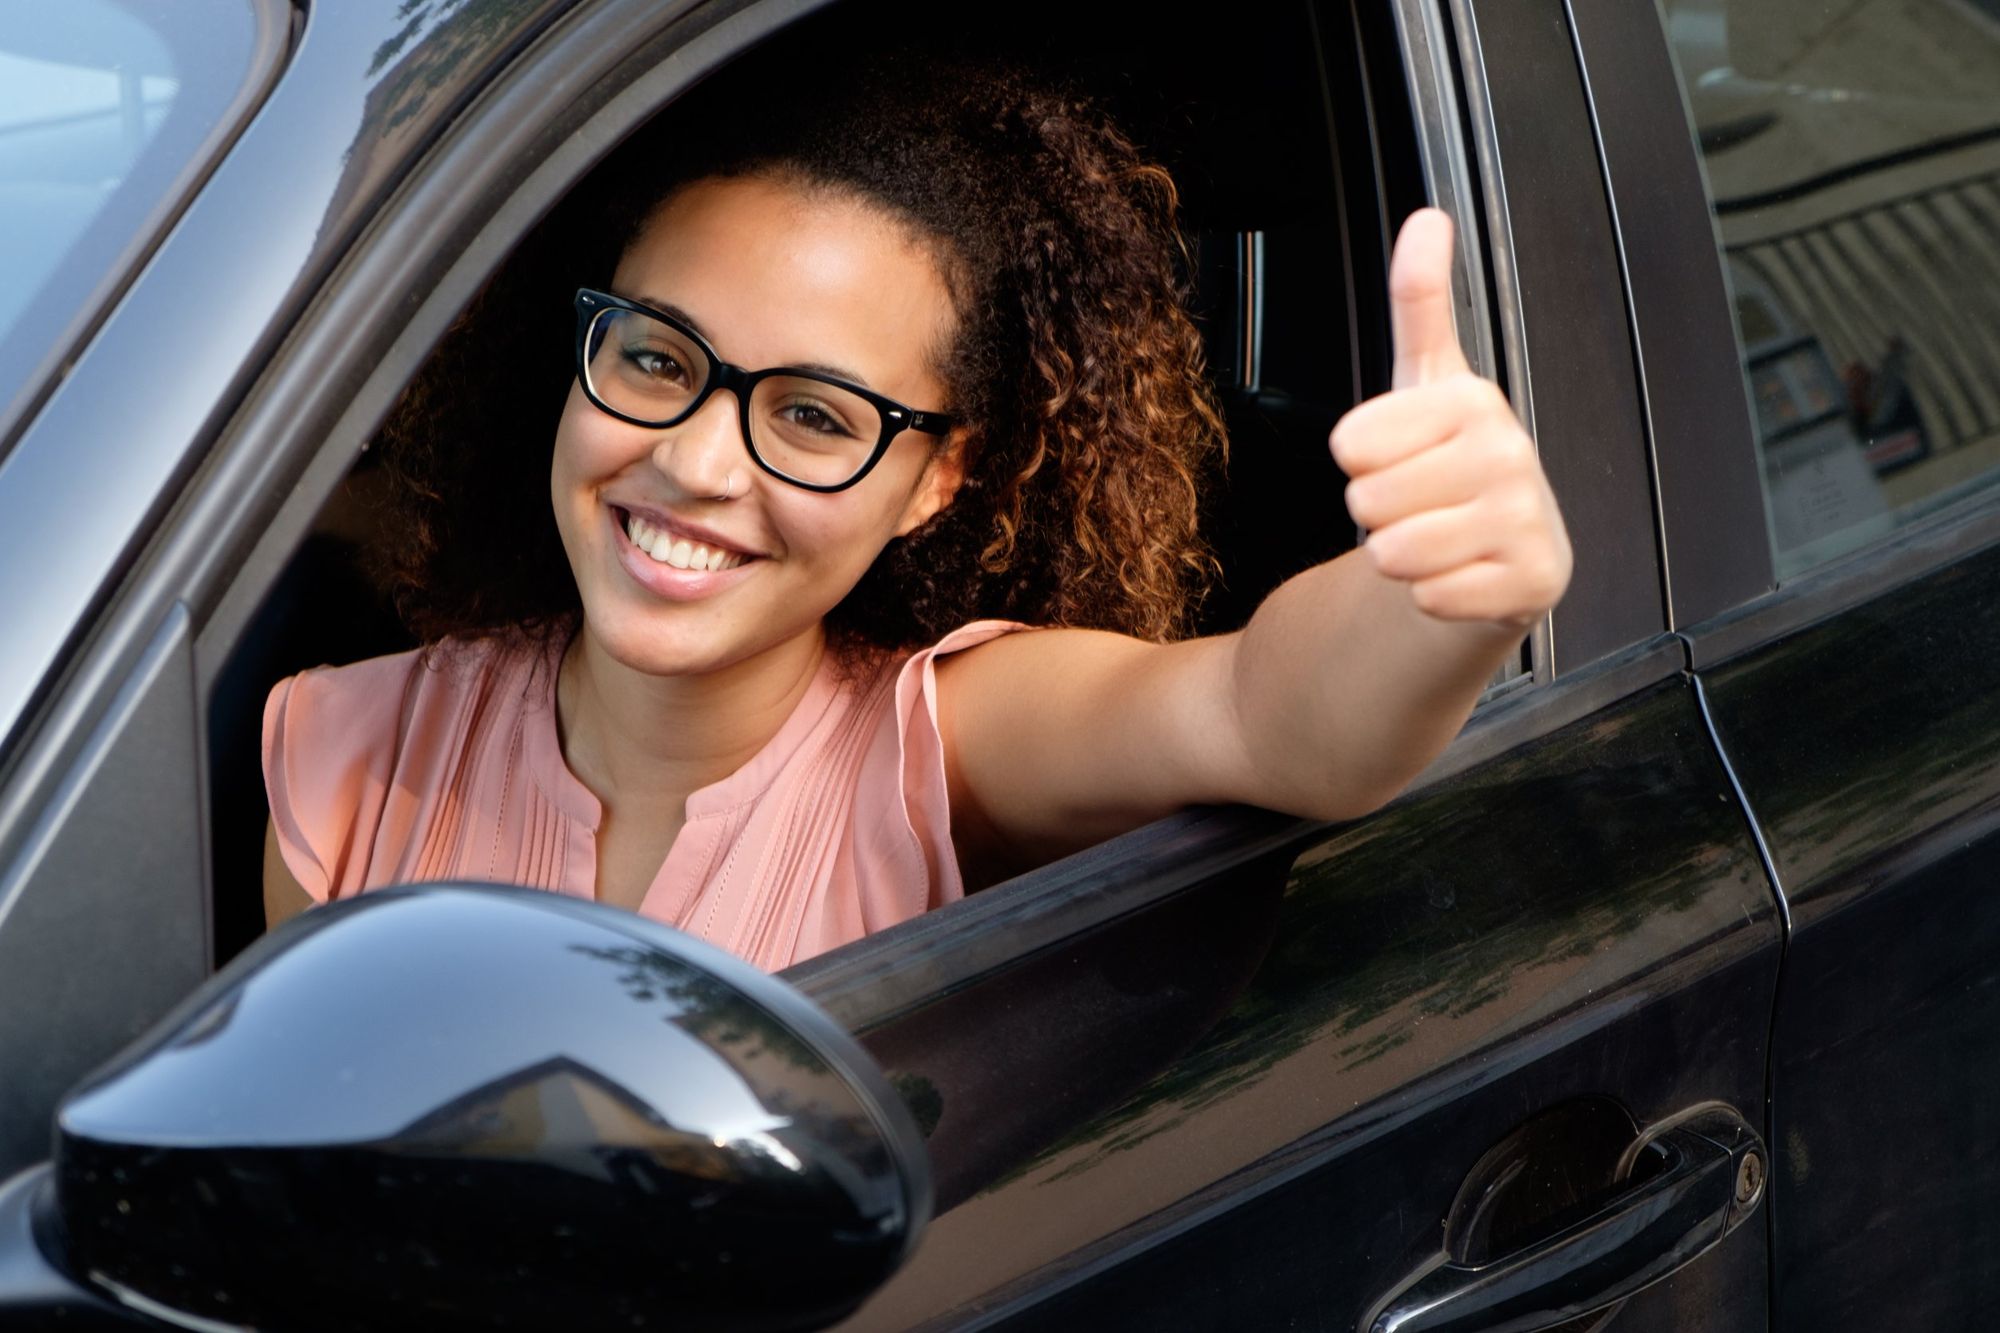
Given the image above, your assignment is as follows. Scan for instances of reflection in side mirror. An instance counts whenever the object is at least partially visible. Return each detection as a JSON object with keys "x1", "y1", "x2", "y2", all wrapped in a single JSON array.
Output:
[{"x1": 44, "y1": 885, "x2": 931, "y2": 1333}]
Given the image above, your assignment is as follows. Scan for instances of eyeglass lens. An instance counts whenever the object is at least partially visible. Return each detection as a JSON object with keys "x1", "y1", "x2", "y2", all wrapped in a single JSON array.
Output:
[{"x1": 584, "y1": 307, "x2": 885, "y2": 487}]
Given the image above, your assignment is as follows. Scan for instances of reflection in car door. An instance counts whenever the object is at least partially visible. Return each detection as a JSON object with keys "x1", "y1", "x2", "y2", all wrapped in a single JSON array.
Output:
[
  {"x1": 1693, "y1": 541, "x2": 2000, "y2": 1332},
  {"x1": 796, "y1": 638, "x2": 1779, "y2": 1331}
]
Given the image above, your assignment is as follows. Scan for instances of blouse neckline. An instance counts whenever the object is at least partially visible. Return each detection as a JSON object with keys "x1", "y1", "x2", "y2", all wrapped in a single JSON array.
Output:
[{"x1": 520, "y1": 638, "x2": 846, "y2": 891}]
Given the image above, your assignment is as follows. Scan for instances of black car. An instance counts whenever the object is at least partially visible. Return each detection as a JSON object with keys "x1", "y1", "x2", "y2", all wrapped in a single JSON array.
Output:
[{"x1": 1, "y1": 0, "x2": 1996, "y2": 1329}]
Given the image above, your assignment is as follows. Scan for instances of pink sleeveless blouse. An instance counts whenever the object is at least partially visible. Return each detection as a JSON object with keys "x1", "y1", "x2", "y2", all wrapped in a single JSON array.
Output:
[{"x1": 261, "y1": 622, "x2": 1021, "y2": 971}]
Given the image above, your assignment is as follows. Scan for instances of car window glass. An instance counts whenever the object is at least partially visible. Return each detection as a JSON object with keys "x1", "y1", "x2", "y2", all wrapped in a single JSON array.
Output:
[
  {"x1": 0, "y1": 0, "x2": 262, "y2": 441},
  {"x1": 1661, "y1": 0, "x2": 2000, "y2": 580}
]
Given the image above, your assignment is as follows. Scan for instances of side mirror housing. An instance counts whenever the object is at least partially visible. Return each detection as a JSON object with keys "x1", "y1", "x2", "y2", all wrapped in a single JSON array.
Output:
[{"x1": 43, "y1": 885, "x2": 930, "y2": 1332}]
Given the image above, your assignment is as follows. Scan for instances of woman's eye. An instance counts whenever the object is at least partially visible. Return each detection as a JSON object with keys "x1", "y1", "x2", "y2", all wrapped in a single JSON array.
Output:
[
  {"x1": 779, "y1": 401, "x2": 856, "y2": 437},
  {"x1": 623, "y1": 345, "x2": 687, "y2": 384}
]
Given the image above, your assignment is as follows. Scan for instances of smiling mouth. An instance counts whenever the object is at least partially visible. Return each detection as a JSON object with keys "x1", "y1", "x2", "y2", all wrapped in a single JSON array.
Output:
[{"x1": 617, "y1": 509, "x2": 752, "y2": 572}]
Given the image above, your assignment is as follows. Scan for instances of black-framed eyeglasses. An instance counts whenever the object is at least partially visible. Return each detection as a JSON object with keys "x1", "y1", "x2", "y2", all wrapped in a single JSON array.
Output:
[{"x1": 573, "y1": 289, "x2": 958, "y2": 493}]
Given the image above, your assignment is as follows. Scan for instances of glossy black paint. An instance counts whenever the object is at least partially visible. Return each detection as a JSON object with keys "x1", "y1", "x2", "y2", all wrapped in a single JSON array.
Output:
[
  {"x1": 49, "y1": 887, "x2": 928, "y2": 1333},
  {"x1": 1563, "y1": 0, "x2": 1773, "y2": 626},
  {"x1": 1691, "y1": 536, "x2": 2000, "y2": 1332},
  {"x1": 808, "y1": 670, "x2": 1778, "y2": 1330},
  {"x1": 0, "y1": 1169, "x2": 149, "y2": 1330},
  {"x1": 1461, "y1": 0, "x2": 1665, "y2": 669},
  {"x1": 1369, "y1": 1109, "x2": 1765, "y2": 1333}
]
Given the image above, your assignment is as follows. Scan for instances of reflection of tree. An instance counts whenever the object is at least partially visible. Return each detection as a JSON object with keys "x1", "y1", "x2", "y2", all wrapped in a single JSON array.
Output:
[
  {"x1": 1013, "y1": 682, "x2": 1760, "y2": 1182},
  {"x1": 569, "y1": 943, "x2": 824, "y2": 1072},
  {"x1": 890, "y1": 1072, "x2": 943, "y2": 1139},
  {"x1": 560, "y1": 944, "x2": 889, "y2": 1185},
  {"x1": 365, "y1": 0, "x2": 554, "y2": 131},
  {"x1": 1706, "y1": 549, "x2": 2000, "y2": 893}
]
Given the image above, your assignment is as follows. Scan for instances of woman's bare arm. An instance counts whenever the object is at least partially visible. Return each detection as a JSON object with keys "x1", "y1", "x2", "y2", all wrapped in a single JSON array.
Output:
[
  {"x1": 937, "y1": 209, "x2": 1571, "y2": 865},
  {"x1": 263, "y1": 816, "x2": 315, "y2": 929}
]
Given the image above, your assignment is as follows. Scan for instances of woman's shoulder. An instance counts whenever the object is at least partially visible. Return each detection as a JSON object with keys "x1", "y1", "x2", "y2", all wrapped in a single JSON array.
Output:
[
  {"x1": 846, "y1": 622, "x2": 1030, "y2": 826},
  {"x1": 261, "y1": 635, "x2": 551, "y2": 901},
  {"x1": 264, "y1": 635, "x2": 546, "y2": 764}
]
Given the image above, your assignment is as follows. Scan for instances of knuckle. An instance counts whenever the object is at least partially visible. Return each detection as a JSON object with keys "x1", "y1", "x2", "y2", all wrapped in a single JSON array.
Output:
[
  {"x1": 1346, "y1": 480, "x2": 1382, "y2": 526},
  {"x1": 1445, "y1": 372, "x2": 1498, "y2": 414},
  {"x1": 1330, "y1": 417, "x2": 1373, "y2": 473},
  {"x1": 1495, "y1": 485, "x2": 1542, "y2": 532},
  {"x1": 1369, "y1": 532, "x2": 1414, "y2": 578},
  {"x1": 1365, "y1": 538, "x2": 1400, "y2": 579},
  {"x1": 1328, "y1": 420, "x2": 1354, "y2": 465},
  {"x1": 1476, "y1": 430, "x2": 1534, "y2": 482},
  {"x1": 1519, "y1": 554, "x2": 1567, "y2": 610},
  {"x1": 1409, "y1": 578, "x2": 1450, "y2": 616}
]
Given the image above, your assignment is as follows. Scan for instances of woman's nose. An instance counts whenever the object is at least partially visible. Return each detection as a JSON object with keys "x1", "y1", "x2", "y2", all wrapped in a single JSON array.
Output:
[{"x1": 649, "y1": 391, "x2": 748, "y2": 498}]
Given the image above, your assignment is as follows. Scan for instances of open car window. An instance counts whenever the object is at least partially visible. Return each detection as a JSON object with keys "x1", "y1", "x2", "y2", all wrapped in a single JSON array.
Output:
[{"x1": 204, "y1": 0, "x2": 1403, "y2": 962}]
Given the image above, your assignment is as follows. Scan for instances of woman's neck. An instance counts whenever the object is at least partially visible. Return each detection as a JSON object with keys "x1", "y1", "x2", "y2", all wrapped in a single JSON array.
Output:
[{"x1": 554, "y1": 623, "x2": 827, "y2": 814}]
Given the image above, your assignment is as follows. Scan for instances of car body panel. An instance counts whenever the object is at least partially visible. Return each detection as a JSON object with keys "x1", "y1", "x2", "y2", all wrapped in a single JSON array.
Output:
[
  {"x1": 1457, "y1": 0, "x2": 1665, "y2": 669},
  {"x1": 1563, "y1": 0, "x2": 1775, "y2": 628},
  {"x1": 1622, "y1": 1, "x2": 2000, "y2": 1326},
  {"x1": 1692, "y1": 537, "x2": 2000, "y2": 1331},
  {"x1": 808, "y1": 659, "x2": 1778, "y2": 1329},
  {"x1": 0, "y1": 609, "x2": 205, "y2": 1176}
]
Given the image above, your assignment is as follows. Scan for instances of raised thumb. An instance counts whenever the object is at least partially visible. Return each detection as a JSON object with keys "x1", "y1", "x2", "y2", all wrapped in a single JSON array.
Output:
[{"x1": 1389, "y1": 208, "x2": 1470, "y2": 389}]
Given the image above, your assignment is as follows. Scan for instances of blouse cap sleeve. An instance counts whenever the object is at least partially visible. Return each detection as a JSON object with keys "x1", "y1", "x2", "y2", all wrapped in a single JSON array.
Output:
[
  {"x1": 261, "y1": 652, "x2": 423, "y2": 903},
  {"x1": 851, "y1": 619, "x2": 1028, "y2": 929}
]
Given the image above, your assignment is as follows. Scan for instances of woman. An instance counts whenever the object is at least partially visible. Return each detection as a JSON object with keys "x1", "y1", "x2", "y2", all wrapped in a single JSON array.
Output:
[{"x1": 261, "y1": 60, "x2": 1570, "y2": 969}]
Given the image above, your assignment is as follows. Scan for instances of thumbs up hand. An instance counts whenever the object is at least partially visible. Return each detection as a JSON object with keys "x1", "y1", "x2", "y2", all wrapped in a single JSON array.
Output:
[{"x1": 1331, "y1": 209, "x2": 1572, "y2": 630}]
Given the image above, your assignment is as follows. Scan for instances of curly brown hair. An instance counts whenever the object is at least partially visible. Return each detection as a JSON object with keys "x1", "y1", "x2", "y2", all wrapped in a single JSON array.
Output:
[{"x1": 374, "y1": 48, "x2": 1226, "y2": 656}]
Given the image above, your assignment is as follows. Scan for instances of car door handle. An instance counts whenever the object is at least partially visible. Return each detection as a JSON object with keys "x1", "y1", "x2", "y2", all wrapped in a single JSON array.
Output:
[{"x1": 1363, "y1": 1111, "x2": 1765, "y2": 1333}]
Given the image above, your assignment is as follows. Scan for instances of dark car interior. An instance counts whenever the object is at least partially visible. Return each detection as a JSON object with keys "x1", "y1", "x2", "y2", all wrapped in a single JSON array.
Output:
[{"x1": 205, "y1": 0, "x2": 1425, "y2": 963}]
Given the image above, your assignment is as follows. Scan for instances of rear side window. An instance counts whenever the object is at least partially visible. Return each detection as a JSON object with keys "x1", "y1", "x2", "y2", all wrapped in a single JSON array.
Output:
[
  {"x1": 0, "y1": 0, "x2": 269, "y2": 445},
  {"x1": 1662, "y1": 0, "x2": 2000, "y2": 579}
]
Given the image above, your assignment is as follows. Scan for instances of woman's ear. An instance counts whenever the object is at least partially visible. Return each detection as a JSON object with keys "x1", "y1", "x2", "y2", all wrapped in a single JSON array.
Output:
[{"x1": 895, "y1": 433, "x2": 968, "y2": 537}]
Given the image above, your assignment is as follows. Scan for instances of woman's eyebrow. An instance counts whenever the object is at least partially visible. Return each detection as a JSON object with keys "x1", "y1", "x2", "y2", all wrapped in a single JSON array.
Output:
[
  {"x1": 789, "y1": 360, "x2": 875, "y2": 390},
  {"x1": 623, "y1": 291, "x2": 877, "y2": 389},
  {"x1": 629, "y1": 293, "x2": 707, "y2": 336}
]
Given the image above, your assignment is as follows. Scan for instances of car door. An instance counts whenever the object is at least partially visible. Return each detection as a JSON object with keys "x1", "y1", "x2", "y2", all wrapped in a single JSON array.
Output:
[
  {"x1": 0, "y1": 2, "x2": 1783, "y2": 1331},
  {"x1": 1582, "y1": 1, "x2": 2000, "y2": 1328}
]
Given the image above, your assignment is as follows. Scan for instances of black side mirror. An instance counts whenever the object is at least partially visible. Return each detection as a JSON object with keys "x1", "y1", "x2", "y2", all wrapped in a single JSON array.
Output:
[{"x1": 12, "y1": 885, "x2": 930, "y2": 1332}]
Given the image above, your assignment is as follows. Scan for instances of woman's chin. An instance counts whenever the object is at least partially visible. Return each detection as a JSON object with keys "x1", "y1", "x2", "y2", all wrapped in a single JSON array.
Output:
[{"x1": 580, "y1": 601, "x2": 820, "y2": 682}]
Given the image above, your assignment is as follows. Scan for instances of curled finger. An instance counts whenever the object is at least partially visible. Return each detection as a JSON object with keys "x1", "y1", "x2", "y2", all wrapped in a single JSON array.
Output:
[{"x1": 1364, "y1": 504, "x2": 1497, "y2": 582}]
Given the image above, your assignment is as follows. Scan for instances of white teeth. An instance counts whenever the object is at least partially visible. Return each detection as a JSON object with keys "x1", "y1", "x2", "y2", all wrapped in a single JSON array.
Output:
[{"x1": 624, "y1": 511, "x2": 747, "y2": 572}]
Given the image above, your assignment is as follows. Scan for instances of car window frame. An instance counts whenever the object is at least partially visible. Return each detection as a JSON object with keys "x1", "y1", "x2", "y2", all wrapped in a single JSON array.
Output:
[{"x1": 1443, "y1": 0, "x2": 1670, "y2": 672}]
